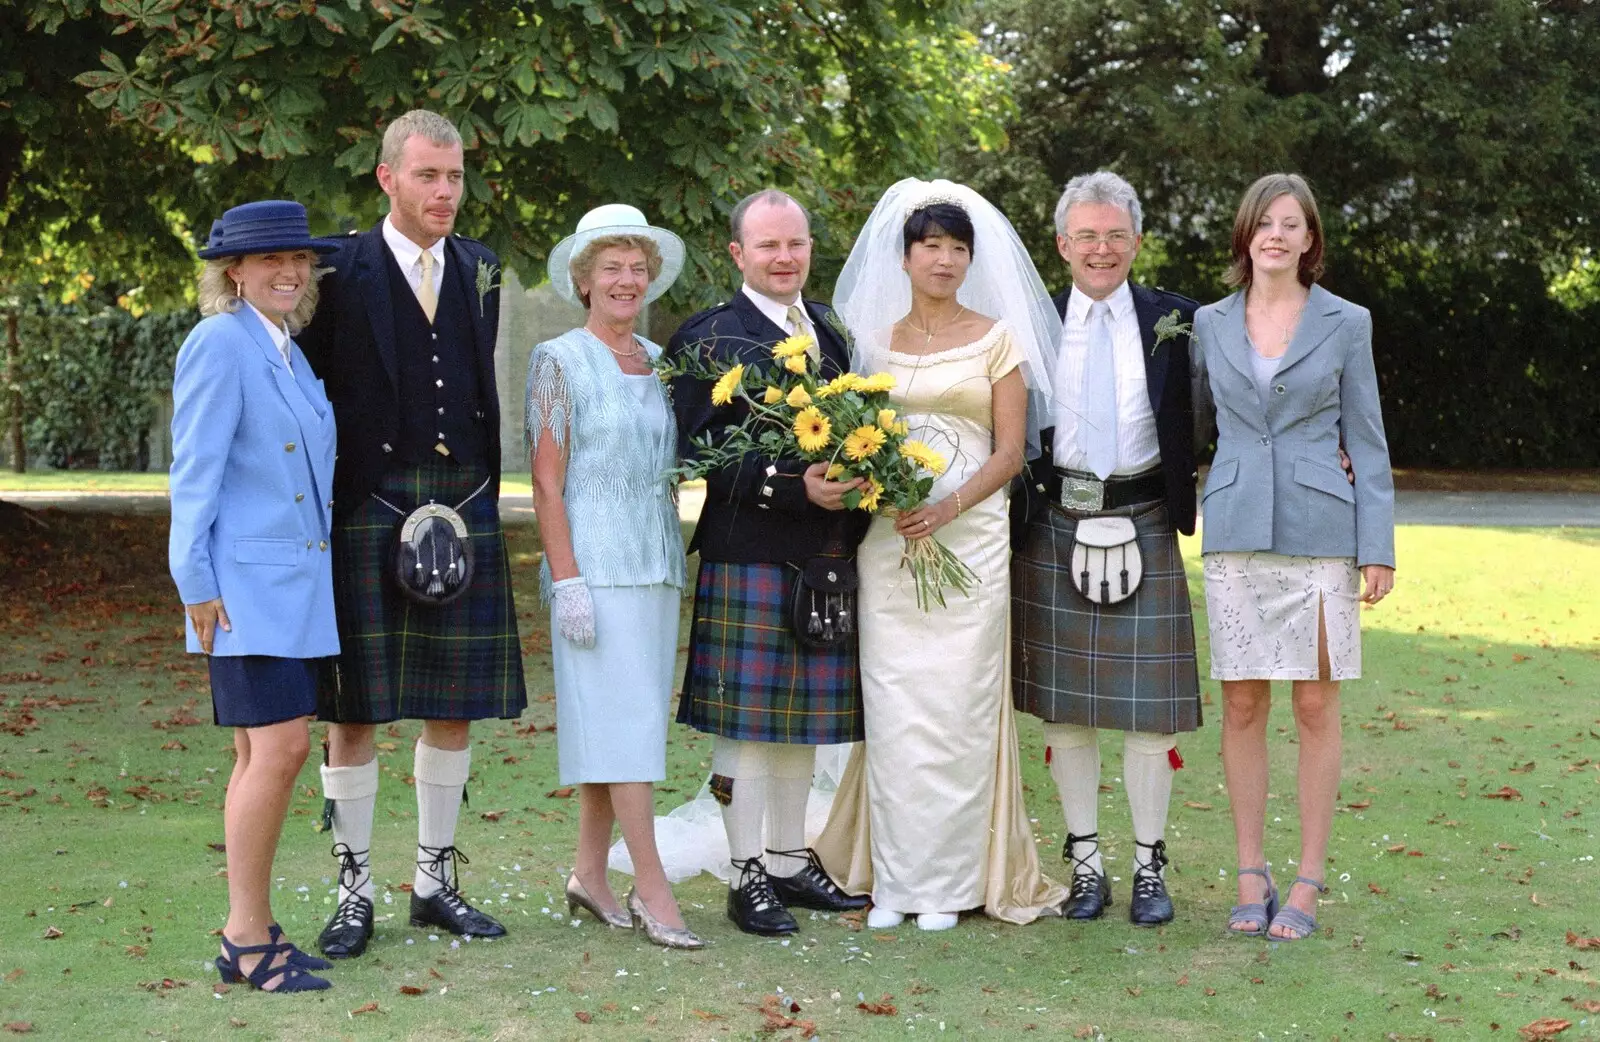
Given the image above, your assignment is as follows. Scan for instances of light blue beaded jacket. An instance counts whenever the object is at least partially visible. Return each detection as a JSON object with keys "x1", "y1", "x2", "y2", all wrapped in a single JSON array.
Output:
[{"x1": 524, "y1": 328, "x2": 685, "y2": 602}]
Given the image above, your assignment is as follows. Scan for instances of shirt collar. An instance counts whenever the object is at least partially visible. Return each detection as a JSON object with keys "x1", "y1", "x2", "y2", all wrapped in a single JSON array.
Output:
[
  {"x1": 382, "y1": 214, "x2": 446, "y2": 273},
  {"x1": 1067, "y1": 280, "x2": 1134, "y2": 325},
  {"x1": 243, "y1": 301, "x2": 289, "y2": 355},
  {"x1": 741, "y1": 283, "x2": 804, "y2": 332}
]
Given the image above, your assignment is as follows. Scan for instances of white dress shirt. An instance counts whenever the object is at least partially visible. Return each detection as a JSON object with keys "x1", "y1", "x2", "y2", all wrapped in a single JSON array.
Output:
[
  {"x1": 382, "y1": 214, "x2": 446, "y2": 307},
  {"x1": 1052, "y1": 281, "x2": 1161, "y2": 475},
  {"x1": 741, "y1": 283, "x2": 813, "y2": 341},
  {"x1": 244, "y1": 301, "x2": 292, "y2": 373}
]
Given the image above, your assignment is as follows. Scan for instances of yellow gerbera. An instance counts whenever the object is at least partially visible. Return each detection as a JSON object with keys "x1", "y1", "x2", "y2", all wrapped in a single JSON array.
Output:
[
  {"x1": 762, "y1": 385, "x2": 784, "y2": 405},
  {"x1": 876, "y1": 408, "x2": 897, "y2": 430},
  {"x1": 786, "y1": 385, "x2": 812, "y2": 408},
  {"x1": 784, "y1": 354, "x2": 808, "y2": 375},
  {"x1": 815, "y1": 373, "x2": 861, "y2": 399},
  {"x1": 855, "y1": 372, "x2": 896, "y2": 394},
  {"x1": 899, "y1": 439, "x2": 948, "y2": 476},
  {"x1": 710, "y1": 364, "x2": 744, "y2": 406},
  {"x1": 772, "y1": 334, "x2": 815, "y2": 360},
  {"x1": 842, "y1": 424, "x2": 887, "y2": 461},
  {"x1": 825, "y1": 462, "x2": 846, "y2": 480},
  {"x1": 793, "y1": 407, "x2": 832, "y2": 454},
  {"x1": 859, "y1": 476, "x2": 884, "y2": 513}
]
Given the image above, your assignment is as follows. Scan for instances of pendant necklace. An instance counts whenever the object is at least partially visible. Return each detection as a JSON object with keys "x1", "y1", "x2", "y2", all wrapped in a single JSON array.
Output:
[{"x1": 905, "y1": 305, "x2": 967, "y2": 347}]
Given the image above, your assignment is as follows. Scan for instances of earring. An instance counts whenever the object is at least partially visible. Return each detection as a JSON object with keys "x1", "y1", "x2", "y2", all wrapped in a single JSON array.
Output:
[{"x1": 233, "y1": 279, "x2": 244, "y2": 298}]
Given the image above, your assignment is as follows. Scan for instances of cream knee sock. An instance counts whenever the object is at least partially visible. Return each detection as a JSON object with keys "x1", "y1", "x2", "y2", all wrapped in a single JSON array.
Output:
[
  {"x1": 321, "y1": 758, "x2": 378, "y2": 902},
  {"x1": 413, "y1": 742, "x2": 471, "y2": 898},
  {"x1": 1042, "y1": 722, "x2": 1102, "y2": 876},
  {"x1": 712, "y1": 738, "x2": 770, "y2": 874},
  {"x1": 764, "y1": 744, "x2": 817, "y2": 877},
  {"x1": 1124, "y1": 731, "x2": 1177, "y2": 871}
]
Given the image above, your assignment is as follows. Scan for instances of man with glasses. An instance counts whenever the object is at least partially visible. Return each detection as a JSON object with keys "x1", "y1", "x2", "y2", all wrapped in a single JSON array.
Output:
[{"x1": 1010, "y1": 171, "x2": 1202, "y2": 927}]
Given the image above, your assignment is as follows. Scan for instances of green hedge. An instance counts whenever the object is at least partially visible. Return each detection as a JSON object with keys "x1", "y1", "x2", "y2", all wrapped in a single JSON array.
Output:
[{"x1": 7, "y1": 300, "x2": 191, "y2": 470}]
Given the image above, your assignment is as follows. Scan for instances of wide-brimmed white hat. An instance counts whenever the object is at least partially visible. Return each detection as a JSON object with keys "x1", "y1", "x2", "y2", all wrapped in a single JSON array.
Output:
[{"x1": 547, "y1": 203, "x2": 685, "y2": 306}]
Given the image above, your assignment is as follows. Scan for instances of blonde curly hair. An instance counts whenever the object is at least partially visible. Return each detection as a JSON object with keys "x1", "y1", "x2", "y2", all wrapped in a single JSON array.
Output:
[{"x1": 197, "y1": 256, "x2": 326, "y2": 334}]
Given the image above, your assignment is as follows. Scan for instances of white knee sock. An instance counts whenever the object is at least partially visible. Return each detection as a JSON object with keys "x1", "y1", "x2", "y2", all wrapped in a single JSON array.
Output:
[
  {"x1": 413, "y1": 742, "x2": 471, "y2": 898},
  {"x1": 1042, "y1": 722, "x2": 1102, "y2": 876},
  {"x1": 764, "y1": 744, "x2": 817, "y2": 878},
  {"x1": 1124, "y1": 731, "x2": 1177, "y2": 873},
  {"x1": 712, "y1": 738, "x2": 770, "y2": 875},
  {"x1": 321, "y1": 758, "x2": 378, "y2": 903}
]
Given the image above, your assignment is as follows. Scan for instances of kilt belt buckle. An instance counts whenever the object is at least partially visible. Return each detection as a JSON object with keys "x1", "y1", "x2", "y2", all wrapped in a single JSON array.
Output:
[{"x1": 1060, "y1": 474, "x2": 1105, "y2": 512}]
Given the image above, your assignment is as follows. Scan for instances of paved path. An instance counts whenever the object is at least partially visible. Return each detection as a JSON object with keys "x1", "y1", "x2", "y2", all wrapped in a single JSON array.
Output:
[{"x1": 7, "y1": 485, "x2": 1600, "y2": 527}]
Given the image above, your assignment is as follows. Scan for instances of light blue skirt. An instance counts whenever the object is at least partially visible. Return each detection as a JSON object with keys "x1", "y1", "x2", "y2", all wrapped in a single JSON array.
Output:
[{"x1": 551, "y1": 583, "x2": 680, "y2": 784}]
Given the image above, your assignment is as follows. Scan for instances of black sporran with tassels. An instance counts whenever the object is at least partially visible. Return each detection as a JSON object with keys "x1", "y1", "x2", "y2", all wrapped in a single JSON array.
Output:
[
  {"x1": 789, "y1": 556, "x2": 858, "y2": 649},
  {"x1": 369, "y1": 477, "x2": 491, "y2": 607}
]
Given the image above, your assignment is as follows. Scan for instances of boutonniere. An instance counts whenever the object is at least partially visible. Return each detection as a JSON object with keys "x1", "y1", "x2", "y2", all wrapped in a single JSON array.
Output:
[
  {"x1": 1152, "y1": 309, "x2": 1192, "y2": 356},
  {"x1": 820, "y1": 307, "x2": 856, "y2": 352},
  {"x1": 474, "y1": 258, "x2": 501, "y2": 318}
]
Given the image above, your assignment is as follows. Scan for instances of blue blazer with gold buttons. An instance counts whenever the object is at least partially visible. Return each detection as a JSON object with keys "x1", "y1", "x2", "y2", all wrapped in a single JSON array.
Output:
[
  {"x1": 168, "y1": 308, "x2": 340, "y2": 657},
  {"x1": 1193, "y1": 283, "x2": 1395, "y2": 568}
]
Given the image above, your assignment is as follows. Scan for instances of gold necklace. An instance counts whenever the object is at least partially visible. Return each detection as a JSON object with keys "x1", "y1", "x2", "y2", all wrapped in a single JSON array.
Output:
[{"x1": 905, "y1": 305, "x2": 967, "y2": 347}]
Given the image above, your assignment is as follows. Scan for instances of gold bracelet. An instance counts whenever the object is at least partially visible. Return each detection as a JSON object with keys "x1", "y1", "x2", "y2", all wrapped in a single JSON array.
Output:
[{"x1": 954, "y1": 491, "x2": 963, "y2": 515}]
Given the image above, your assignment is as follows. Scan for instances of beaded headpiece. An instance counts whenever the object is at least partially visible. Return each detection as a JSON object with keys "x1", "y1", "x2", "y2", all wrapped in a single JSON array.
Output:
[{"x1": 903, "y1": 191, "x2": 969, "y2": 219}]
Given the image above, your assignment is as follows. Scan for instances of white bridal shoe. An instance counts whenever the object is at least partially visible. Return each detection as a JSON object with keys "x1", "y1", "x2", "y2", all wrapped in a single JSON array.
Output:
[
  {"x1": 866, "y1": 906, "x2": 905, "y2": 929},
  {"x1": 915, "y1": 912, "x2": 958, "y2": 931}
]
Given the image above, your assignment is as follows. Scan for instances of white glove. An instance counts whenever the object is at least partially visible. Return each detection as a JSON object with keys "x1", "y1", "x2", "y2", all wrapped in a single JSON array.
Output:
[{"x1": 551, "y1": 576, "x2": 596, "y2": 648}]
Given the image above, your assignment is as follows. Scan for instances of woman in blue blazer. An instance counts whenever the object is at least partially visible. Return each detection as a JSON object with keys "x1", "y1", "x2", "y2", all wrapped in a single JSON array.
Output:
[
  {"x1": 168, "y1": 201, "x2": 339, "y2": 992},
  {"x1": 1192, "y1": 175, "x2": 1395, "y2": 941}
]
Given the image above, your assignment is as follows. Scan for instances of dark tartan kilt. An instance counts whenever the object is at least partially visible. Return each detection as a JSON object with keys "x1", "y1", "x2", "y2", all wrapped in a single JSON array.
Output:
[
  {"x1": 1011, "y1": 498, "x2": 1201, "y2": 734},
  {"x1": 317, "y1": 457, "x2": 528, "y2": 724},
  {"x1": 676, "y1": 560, "x2": 864, "y2": 745}
]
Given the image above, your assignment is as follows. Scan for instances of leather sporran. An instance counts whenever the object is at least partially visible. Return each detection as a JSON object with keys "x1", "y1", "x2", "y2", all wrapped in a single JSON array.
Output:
[
  {"x1": 1069, "y1": 516, "x2": 1143, "y2": 606},
  {"x1": 371, "y1": 477, "x2": 491, "y2": 607},
  {"x1": 789, "y1": 556, "x2": 858, "y2": 649}
]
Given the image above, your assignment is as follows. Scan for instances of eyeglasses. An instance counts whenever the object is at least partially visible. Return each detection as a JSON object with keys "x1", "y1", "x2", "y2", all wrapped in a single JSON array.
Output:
[{"x1": 1066, "y1": 231, "x2": 1135, "y2": 253}]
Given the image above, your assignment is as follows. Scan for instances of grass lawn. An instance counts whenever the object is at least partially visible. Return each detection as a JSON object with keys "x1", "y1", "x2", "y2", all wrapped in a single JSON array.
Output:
[{"x1": 0, "y1": 517, "x2": 1596, "y2": 1041}]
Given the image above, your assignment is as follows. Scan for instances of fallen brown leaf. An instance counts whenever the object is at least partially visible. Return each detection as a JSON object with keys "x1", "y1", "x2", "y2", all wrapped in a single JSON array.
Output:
[
  {"x1": 40, "y1": 927, "x2": 62, "y2": 940},
  {"x1": 1565, "y1": 931, "x2": 1600, "y2": 950},
  {"x1": 574, "y1": 1011, "x2": 592, "y2": 1024},
  {"x1": 545, "y1": 787, "x2": 575, "y2": 799},
  {"x1": 1182, "y1": 800, "x2": 1213, "y2": 811},
  {"x1": 349, "y1": 1002, "x2": 380, "y2": 1016},
  {"x1": 1482, "y1": 786, "x2": 1523, "y2": 801},
  {"x1": 858, "y1": 996, "x2": 898, "y2": 1016},
  {"x1": 690, "y1": 1009, "x2": 725, "y2": 1021},
  {"x1": 1204, "y1": 987, "x2": 1217, "y2": 996},
  {"x1": 1125, "y1": 985, "x2": 1142, "y2": 997},
  {"x1": 1509, "y1": 761, "x2": 1536, "y2": 774},
  {"x1": 1176, "y1": 973, "x2": 1189, "y2": 986},
  {"x1": 1567, "y1": 999, "x2": 1600, "y2": 1014},
  {"x1": 1519, "y1": 1018, "x2": 1571, "y2": 1040},
  {"x1": 3, "y1": 1025, "x2": 32, "y2": 1035},
  {"x1": 1386, "y1": 843, "x2": 1407, "y2": 853},
  {"x1": 2, "y1": 970, "x2": 21, "y2": 983},
  {"x1": 228, "y1": 1018, "x2": 246, "y2": 1029},
  {"x1": 1346, "y1": 799, "x2": 1373, "y2": 810},
  {"x1": 398, "y1": 985, "x2": 426, "y2": 996},
  {"x1": 1496, "y1": 843, "x2": 1519, "y2": 851},
  {"x1": 1368, "y1": 883, "x2": 1387, "y2": 895},
  {"x1": 1074, "y1": 1028, "x2": 1095, "y2": 1040}
]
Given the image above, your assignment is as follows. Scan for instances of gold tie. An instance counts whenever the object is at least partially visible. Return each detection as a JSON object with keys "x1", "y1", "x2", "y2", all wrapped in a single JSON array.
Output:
[
  {"x1": 418, "y1": 249, "x2": 438, "y2": 323},
  {"x1": 787, "y1": 304, "x2": 820, "y2": 366}
]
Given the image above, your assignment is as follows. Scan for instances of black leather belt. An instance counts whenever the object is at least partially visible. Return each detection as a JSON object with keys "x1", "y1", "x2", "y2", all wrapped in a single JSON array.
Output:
[{"x1": 1052, "y1": 467, "x2": 1165, "y2": 512}]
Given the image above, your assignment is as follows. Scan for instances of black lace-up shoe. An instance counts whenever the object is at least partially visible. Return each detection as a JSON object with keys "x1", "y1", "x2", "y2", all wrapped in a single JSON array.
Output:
[
  {"x1": 409, "y1": 844, "x2": 506, "y2": 937},
  {"x1": 766, "y1": 847, "x2": 870, "y2": 912},
  {"x1": 1061, "y1": 831, "x2": 1111, "y2": 920},
  {"x1": 1129, "y1": 839, "x2": 1174, "y2": 926},
  {"x1": 727, "y1": 857, "x2": 798, "y2": 936}
]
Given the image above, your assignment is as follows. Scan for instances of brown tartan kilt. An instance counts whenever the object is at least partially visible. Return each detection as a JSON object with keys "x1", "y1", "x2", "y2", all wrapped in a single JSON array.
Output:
[
  {"x1": 676, "y1": 559, "x2": 864, "y2": 745},
  {"x1": 1010, "y1": 498, "x2": 1201, "y2": 734},
  {"x1": 317, "y1": 457, "x2": 527, "y2": 724}
]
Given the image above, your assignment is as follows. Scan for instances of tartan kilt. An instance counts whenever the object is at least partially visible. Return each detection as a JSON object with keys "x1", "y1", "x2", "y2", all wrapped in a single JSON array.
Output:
[
  {"x1": 317, "y1": 457, "x2": 527, "y2": 724},
  {"x1": 676, "y1": 560, "x2": 864, "y2": 744},
  {"x1": 1011, "y1": 498, "x2": 1201, "y2": 734}
]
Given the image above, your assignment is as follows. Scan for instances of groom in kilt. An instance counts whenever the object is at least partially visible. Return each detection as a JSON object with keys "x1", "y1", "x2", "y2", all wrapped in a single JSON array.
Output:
[
  {"x1": 1010, "y1": 171, "x2": 1202, "y2": 927},
  {"x1": 298, "y1": 110, "x2": 527, "y2": 959},
  {"x1": 669, "y1": 189, "x2": 871, "y2": 936}
]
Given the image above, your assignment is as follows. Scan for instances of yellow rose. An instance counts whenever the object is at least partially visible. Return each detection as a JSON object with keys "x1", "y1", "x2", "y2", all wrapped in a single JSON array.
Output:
[
  {"x1": 876, "y1": 408, "x2": 897, "y2": 430},
  {"x1": 710, "y1": 364, "x2": 744, "y2": 406},
  {"x1": 786, "y1": 385, "x2": 812, "y2": 408},
  {"x1": 793, "y1": 407, "x2": 832, "y2": 454},
  {"x1": 825, "y1": 462, "x2": 846, "y2": 480},
  {"x1": 762, "y1": 385, "x2": 784, "y2": 405},
  {"x1": 842, "y1": 424, "x2": 887, "y2": 461},
  {"x1": 784, "y1": 354, "x2": 808, "y2": 375}
]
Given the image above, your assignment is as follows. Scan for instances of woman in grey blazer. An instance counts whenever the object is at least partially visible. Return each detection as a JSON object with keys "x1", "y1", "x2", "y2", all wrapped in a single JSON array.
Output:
[{"x1": 1192, "y1": 174, "x2": 1395, "y2": 941}]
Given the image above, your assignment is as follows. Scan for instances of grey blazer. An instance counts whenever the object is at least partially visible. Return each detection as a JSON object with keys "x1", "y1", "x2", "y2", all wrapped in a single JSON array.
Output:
[{"x1": 1193, "y1": 284, "x2": 1395, "y2": 568}]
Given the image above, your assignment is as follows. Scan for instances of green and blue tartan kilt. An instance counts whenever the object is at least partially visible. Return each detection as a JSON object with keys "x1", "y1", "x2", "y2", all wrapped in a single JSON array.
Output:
[
  {"x1": 676, "y1": 560, "x2": 864, "y2": 745},
  {"x1": 317, "y1": 458, "x2": 527, "y2": 724},
  {"x1": 1011, "y1": 499, "x2": 1201, "y2": 734}
]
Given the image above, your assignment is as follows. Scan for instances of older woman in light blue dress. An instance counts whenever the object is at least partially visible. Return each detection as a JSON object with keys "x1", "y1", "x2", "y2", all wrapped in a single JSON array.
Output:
[{"x1": 525, "y1": 204, "x2": 701, "y2": 949}]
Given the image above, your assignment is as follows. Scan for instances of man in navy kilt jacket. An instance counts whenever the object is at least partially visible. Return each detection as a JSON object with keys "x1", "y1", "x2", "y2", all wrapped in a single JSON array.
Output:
[
  {"x1": 297, "y1": 110, "x2": 527, "y2": 960},
  {"x1": 1009, "y1": 171, "x2": 1203, "y2": 928},
  {"x1": 668, "y1": 189, "x2": 872, "y2": 936}
]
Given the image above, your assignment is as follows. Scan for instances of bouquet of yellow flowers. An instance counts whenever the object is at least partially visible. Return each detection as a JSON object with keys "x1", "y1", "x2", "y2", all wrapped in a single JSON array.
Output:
[{"x1": 663, "y1": 332, "x2": 976, "y2": 609}]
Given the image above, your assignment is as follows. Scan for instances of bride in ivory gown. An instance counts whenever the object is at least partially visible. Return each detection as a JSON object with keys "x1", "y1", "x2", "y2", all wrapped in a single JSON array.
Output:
[{"x1": 814, "y1": 179, "x2": 1068, "y2": 929}]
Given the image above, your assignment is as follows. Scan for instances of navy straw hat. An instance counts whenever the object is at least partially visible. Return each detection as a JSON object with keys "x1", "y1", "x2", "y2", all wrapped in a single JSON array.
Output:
[{"x1": 197, "y1": 200, "x2": 337, "y2": 260}]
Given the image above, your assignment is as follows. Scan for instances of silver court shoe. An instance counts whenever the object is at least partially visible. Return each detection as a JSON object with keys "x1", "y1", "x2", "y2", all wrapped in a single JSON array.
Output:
[
  {"x1": 566, "y1": 873, "x2": 631, "y2": 928},
  {"x1": 626, "y1": 888, "x2": 705, "y2": 949}
]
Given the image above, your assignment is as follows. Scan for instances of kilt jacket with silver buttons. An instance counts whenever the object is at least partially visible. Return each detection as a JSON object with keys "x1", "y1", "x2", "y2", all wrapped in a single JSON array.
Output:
[
  {"x1": 297, "y1": 224, "x2": 504, "y2": 518},
  {"x1": 1192, "y1": 283, "x2": 1395, "y2": 568},
  {"x1": 168, "y1": 309, "x2": 339, "y2": 658}
]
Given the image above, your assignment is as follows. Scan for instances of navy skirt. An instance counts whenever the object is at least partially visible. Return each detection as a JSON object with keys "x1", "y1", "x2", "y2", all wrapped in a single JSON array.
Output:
[{"x1": 209, "y1": 655, "x2": 319, "y2": 728}]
